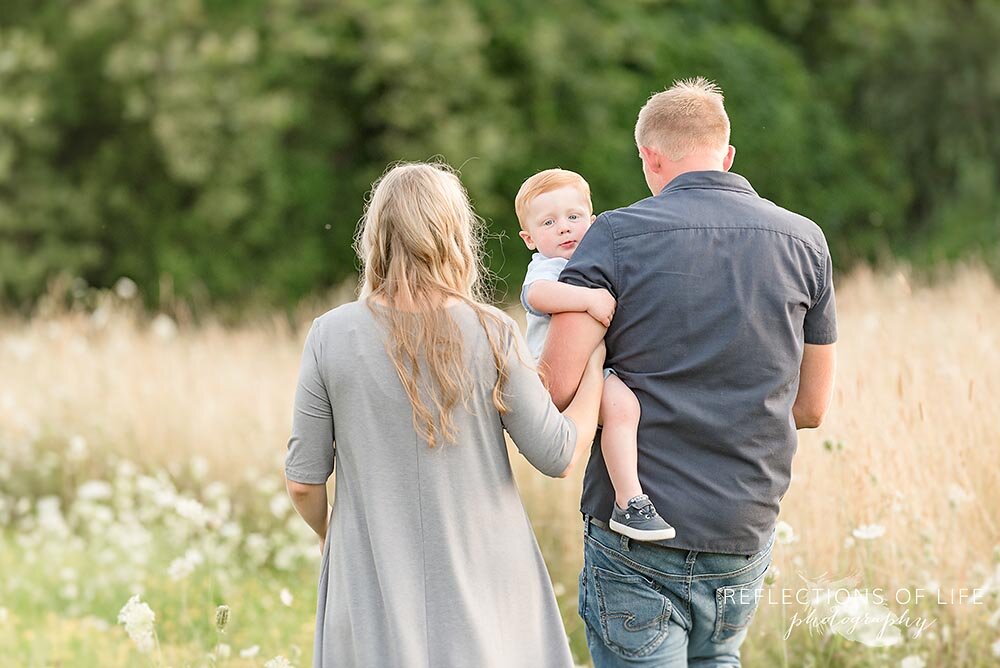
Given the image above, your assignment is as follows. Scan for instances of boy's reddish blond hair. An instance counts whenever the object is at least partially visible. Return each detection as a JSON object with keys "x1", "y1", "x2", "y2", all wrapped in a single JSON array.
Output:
[{"x1": 514, "y1": 169, "x2": 592, "y2": 230}]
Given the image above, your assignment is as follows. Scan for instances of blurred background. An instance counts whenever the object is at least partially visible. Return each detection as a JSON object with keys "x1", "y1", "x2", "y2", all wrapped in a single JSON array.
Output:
[
  {"x1": 1, "y1": 0, "x2": 997, "y2": 316},
  {"x1": 1, "y1": 2, "x2": 999, "y2": 667}
]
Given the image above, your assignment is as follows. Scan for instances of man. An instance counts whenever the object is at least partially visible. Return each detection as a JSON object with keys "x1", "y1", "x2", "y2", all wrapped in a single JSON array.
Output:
[{"x1": 540, "y1": 77, "x2": 837, "y2": 666}]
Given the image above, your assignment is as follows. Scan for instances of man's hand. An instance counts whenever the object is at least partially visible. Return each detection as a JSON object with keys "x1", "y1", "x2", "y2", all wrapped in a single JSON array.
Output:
[{"x1": 586, "y1": 289, "x2": 616, "y2": 328}]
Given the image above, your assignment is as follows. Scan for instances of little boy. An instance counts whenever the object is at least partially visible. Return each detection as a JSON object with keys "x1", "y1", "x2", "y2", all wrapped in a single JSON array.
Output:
[{"x1": 515, "y1": 168, "x2": 675, "y2": 541}]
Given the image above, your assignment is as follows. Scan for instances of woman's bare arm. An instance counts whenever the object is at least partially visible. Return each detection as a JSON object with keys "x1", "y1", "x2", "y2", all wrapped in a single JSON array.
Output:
[
  {"x1": 286, "y1": 480, "x2": 329, "y2": 547},
  {"x1": 556, "y1": 343, "x2": 606, "y2": 478}
]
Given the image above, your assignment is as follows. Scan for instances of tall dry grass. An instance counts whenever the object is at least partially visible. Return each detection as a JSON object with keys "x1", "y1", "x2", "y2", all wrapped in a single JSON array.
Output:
[{"x1": 2, "y1": 266, "x2": 998, "y2": 665}]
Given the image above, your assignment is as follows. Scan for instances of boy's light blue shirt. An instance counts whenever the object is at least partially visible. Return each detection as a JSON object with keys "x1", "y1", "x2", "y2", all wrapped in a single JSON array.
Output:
[{"x1": 520, "y1": 252, "x2": 568, "y2": 360}]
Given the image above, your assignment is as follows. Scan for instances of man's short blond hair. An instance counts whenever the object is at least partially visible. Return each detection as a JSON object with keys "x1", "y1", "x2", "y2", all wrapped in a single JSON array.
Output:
[
  {"x1": 634, "y1": 77, "x2": 730, "y2": 161},
  {"x1": 514, "y1": 168, "x2": 592, "y2": 230}
]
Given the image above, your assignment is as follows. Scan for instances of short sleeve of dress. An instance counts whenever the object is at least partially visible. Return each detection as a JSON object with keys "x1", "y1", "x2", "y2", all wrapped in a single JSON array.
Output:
[
  {"x1": 498, "y1": 324, "x2": 578, "y2": 478},
  {"x1": 285, "y1": 319, "x2": 336, "y2": 484}
]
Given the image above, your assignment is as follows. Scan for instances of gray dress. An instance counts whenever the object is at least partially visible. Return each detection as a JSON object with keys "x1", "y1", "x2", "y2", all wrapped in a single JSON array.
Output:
[{"x1": 284, "y1": 300, "x2": 578, "y2": 668}]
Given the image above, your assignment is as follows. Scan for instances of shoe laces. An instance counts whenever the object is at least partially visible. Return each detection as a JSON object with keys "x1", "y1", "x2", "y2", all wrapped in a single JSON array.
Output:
[{"x1": 629, "y1": 498, "x2": 657, "y2": 520}]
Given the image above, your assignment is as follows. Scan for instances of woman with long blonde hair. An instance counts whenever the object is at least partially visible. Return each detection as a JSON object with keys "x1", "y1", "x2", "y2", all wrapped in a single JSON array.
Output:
[{"x1": 284, "y1": 162, "x2": 604, "y2": 667}]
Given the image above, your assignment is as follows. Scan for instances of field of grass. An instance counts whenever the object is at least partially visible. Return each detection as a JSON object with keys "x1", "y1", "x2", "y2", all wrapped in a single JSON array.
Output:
[{"x1": 1, "y1": 267, "x2": 999, "y2": 667}]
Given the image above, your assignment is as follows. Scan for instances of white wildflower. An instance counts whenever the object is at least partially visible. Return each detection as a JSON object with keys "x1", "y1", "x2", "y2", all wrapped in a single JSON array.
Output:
[
  {"x1": 117, "y1": 595, "x2": 156, "y2": 653},
  {"x1": 901, "y1": 656, "x2": 925, "y2": 668},
  {"x1": 264, "y1": 656, "x2": 292, "y2": 668},
  {"x1": 240, "y1": 645, "x2": 260, "y2": 658},
  {"x1": 270, "y1": 494, "x2": 292, "y2": 519},
  {"x1": 175, "y1": 497, "x2": 209, "y2": 526},
  {"x1": 67, "y1": 435, "x2": 89, "y2": 461},
  {"x1": 184, "y1": 548, "x2": 205, "y2": 566},
  {"x1": 844, "y1": 536, "x2": 856, "y2": 549},
  {"x1": 168, "y1": 556, "x2": 195, "y2": 581},
  {"x1": 36, "y1": 496, "x2": 70, "y2": 537},
  {"x1": 167, "y1": 548, "x2": 204, "y2": 580},
  {"x1": 151, "y1": 313, "x2": 177, "y2": 340},
  {"x1": 775, "y1": 520, "x2": 795, "y2": 545},
  {"x1": 190, "y1": 456, "x2": 209, "y2": 480},
  {"x1": 0, "y1": 607, "x2": 8, "y2": 623},
  {"x1": 114, "y1": 276, "x2": 138, "y2": 299},
  {"x1": 852, "y1": 524, "x2": 886, "y2": 540},
  {"x1": 988, "y1": 607, "x2": 1000, "y2": 628},
  {"x1": 992, "y1": 638, "x2": 1000, "y2": 658},
  {"x1": 280, "y1": 587, "x2": 294, "y2": 607},
  {"x1": 215, "y1": 642, "x2": 231, "y2": 659},
  {"x1": 947, "y1": 483, "x2": 973, "y2": 507},
  {"x1": 77, "y1": 480, "x2": 113, "y2": 502},
  {"x1": 82, "y1": 616, "x2": 110, "y2": 632},
  {"x1": 274, "y1": 545, "x2": 298, "y2": 571},
  {"x1": 204, "y1": 481, "x2": 229, "y2": 501},
  {"x1": 245, "y1": 533, "x2": 270, "y2": 565}
]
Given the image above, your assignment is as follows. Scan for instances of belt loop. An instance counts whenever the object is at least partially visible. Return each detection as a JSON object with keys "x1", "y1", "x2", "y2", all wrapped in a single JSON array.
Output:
[
  {"x1": 583, "y1": 513, "x2": 591, "y2": 537},
  {"x1": 619, "y1": 534, "x2": 630, "y2": 552}
]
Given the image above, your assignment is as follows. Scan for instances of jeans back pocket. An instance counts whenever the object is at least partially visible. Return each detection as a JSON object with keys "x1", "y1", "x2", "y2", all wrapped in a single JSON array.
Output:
[
  {"x1": 712, "y1": 570, "x2": 766, "y2": 643},
  {"x1": 592, "y1": 564, "x2": 672, "y2": 658}
]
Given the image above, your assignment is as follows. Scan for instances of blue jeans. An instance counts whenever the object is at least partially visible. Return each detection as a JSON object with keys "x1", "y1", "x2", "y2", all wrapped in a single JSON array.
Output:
[{"x1": 579, "y1": 517, "x2": 774, "y2": 667}]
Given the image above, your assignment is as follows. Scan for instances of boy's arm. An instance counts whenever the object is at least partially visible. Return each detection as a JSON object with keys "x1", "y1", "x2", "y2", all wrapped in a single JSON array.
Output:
[{"x1": 526, "y1": 280, "x2": 616, "y2": 328}]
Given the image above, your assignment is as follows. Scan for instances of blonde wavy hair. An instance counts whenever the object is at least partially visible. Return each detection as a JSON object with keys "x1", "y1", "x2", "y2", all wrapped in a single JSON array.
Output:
[{"x1": 354, "y1": 162, "x2": 518, "y2": 447}]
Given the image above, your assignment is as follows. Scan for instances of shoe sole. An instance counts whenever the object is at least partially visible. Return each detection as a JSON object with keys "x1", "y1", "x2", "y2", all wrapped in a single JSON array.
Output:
[{"x1": 609, "y1": 519, "x2": 676, "y2": 541}]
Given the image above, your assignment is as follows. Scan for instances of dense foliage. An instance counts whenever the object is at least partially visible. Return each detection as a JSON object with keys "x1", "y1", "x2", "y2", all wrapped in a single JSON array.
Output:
[{"x1": 1, "y1": 0, "x2": 997, "y2": 312}]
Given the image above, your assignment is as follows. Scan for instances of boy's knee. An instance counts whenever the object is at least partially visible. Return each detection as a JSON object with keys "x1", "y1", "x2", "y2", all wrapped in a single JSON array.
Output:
[{"x1": 602, "y1": 377, "x2": 641, "y2": 423}]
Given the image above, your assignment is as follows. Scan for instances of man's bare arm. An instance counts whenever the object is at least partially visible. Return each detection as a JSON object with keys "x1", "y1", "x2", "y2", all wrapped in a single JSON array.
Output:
[
  {"x1": 793, "y1": 343, "x2": 836, "y2": 429},
  {"x1": 539, "y1": 311, "x2": 608, "y2": 410}
]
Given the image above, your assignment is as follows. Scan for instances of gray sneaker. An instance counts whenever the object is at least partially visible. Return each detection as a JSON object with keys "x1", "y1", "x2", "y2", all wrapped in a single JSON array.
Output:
[{"x1": 609, "y1": 494, "x2": 676, "y2": 541}]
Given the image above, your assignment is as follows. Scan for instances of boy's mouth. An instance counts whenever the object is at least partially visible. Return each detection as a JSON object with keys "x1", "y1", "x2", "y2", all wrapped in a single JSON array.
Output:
[{"x1": 559, "y1": 240, "x2": 578, "y2": 249}]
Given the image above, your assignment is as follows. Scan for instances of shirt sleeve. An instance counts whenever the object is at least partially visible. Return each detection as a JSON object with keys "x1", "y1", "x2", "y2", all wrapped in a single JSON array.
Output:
[
  {"x1": 520, "y1": 255, "x2": 569, "y2": 317},
  {"x1": 558, "y1": 214, "x2": 617, "y2": 295},
  {"x1": 498, "y1": 323, "x2": 578, "y2": 478},
  {"x1": 804, "y1": 250, "x2": 838, "y2": 344},
  {"x1": 284, "y1": 319, "x2": 336, "y2": 484}
]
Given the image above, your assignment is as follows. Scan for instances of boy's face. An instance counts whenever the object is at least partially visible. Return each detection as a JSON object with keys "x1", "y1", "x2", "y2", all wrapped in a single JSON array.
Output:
[{"x1": 518, "y1": 186, "x2": 596, "y2": 260}]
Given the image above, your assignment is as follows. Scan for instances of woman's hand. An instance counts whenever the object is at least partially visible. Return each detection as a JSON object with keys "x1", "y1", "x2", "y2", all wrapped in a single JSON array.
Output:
[{"x1": 587, "y1": 341, "x2": 607, "y2": 374}]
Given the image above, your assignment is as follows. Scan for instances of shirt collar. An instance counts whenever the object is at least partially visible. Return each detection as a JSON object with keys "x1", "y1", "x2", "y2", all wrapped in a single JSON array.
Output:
[{"x1": 659, "y1": 170, "x2": 757, "y2": 197}]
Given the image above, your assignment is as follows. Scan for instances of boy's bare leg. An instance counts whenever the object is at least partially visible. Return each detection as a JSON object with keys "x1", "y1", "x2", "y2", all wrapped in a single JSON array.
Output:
[{"x1": 600, "y1": 373, "x2": 643, "y2": 508}]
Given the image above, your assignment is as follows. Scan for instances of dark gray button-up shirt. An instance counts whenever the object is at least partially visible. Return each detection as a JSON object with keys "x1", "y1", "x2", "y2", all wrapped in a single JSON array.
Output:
[{"x1": 560, "y1": 170, "x2": 837, "y2": 554}]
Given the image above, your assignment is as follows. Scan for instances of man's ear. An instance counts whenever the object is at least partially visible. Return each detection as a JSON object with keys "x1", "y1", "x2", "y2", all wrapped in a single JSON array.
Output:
[
  {"x1": 518, "y1": 229, "x2": 536, "y2": 249},
  {"x1": 639, "y1": 145, "x2": 661, "y2": 173},
  {"x1": 722, "y1": 145, "x2": 736, "y2": 172}
]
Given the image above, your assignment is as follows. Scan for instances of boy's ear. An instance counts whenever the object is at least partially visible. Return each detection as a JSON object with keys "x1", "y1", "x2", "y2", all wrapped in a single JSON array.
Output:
[
  {"x1": 518, "y1": 229, "x2": 536, "y2": 249},
  {"x1": 590, "y1": 214, "x2": 597, "y2": 223}
]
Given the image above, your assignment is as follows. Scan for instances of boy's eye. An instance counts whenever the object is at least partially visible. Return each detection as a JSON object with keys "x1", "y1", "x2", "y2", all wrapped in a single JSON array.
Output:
[
  {"x1": 569, "y1": 214, "x2": 579, "y2": 220},
  {"x1": 543, "y1": 219, "x2": 554, "y2": 226}
]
